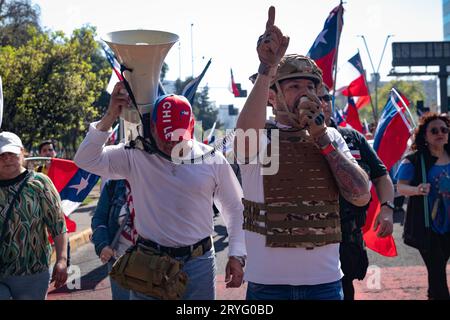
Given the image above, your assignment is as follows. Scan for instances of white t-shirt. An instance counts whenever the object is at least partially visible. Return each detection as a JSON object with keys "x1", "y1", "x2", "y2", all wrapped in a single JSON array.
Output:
[
  {"x1": 74, "y1": 122, "x2": 246, "y2": 257},
  {"x1": 240, "y1": 124, "x2": 355, "y2": 285}
]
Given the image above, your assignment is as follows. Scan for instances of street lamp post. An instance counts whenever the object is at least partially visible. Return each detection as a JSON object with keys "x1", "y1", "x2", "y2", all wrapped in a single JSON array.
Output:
[
  {"x1": 191, "y1": 23, "x2": 194, "y2": 78},
  {"x1": 357, "y1": 34, "x2": 394, "y2": 123}
]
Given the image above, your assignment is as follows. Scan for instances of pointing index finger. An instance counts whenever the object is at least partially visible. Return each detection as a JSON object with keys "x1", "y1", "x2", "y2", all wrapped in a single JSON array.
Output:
[{"x1": 266, "y1": 6, "x2": 275, "y2": 29}]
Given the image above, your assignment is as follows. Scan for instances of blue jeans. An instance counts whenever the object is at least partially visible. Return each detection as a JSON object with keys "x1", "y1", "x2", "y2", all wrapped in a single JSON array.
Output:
[
  {"x1": 246, "y1": 280, "x2": 343, "y2": 300},
  {"x1": 131, "y1": 247, "x2": 216, "y2": 300},
  {"x1": 107, "y1": 260, "x2": 131, "y2": 300},
  {"x1": 0, "y1": 270, "x2": 51, "y2": 300}
]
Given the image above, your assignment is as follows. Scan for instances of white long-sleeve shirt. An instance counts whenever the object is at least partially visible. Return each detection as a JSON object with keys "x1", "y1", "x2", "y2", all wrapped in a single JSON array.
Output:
[{"x1": 74, "y1": 122, "x2": 246, "y2": 257}]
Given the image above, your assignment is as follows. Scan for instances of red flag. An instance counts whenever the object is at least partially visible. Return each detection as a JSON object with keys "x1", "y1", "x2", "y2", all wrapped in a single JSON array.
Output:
[
  {"x1": 307, "y1": 4, "x2": 344, "y2": 89},
  {"x1": 356, "y1": 95, "x2": 371, "y2": 109},
  {"x1": 362, "y1": 187, "x2": 398, "y2": 257},
  {"x1": 344, "y1": 97, "x2": 364, "y2": 133},
  {"x1": 362, "y1": 89, "x2": 413, "y2": 257}
]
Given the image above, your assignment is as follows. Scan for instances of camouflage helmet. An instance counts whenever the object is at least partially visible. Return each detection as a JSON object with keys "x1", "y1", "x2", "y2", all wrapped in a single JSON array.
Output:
[{"x1": 273, "y1": 54, "x2": 323, "y2": 86}]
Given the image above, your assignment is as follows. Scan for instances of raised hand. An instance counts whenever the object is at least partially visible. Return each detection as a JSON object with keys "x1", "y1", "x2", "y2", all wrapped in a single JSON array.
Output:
[
  {"x1": 257, "y1": 6, "x2": 290, "y2": 75},
  {"x1": 297, "y1": 92, "x2": 327, "y2": 142},
  {"x1": 108, "y1": 82, "x2": 131, "y2": 120}
]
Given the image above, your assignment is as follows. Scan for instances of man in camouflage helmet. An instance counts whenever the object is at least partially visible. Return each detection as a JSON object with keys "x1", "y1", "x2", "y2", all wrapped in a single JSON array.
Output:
[{"x1": 235, "y1": 6, "x2": 370, "y2": 300}]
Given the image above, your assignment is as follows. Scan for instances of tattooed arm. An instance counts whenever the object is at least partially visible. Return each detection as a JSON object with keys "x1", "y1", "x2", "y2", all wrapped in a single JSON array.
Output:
[
  {"x1": 297, "y1": 93, "x2": 371, "y2": 207},
  {"x1": 316, "y1": 130, "x2": 371, "y2": 207}
]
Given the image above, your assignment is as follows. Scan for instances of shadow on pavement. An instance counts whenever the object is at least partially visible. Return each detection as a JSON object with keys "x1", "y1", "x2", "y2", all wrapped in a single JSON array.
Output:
[{"x1": 48, "y1": 263, "x2": 109, "y2": 294}]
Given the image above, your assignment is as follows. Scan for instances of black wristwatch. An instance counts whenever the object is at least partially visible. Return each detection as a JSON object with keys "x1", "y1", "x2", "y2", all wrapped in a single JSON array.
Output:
[{"x1": 381, "y1": 201, "x2": 395, "y2": 210}]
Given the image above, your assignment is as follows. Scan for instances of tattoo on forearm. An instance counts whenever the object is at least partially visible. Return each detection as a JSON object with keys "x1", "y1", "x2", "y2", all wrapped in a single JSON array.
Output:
[{"x1": 325, "y1": 149, "x2": 370, "y2": 202}]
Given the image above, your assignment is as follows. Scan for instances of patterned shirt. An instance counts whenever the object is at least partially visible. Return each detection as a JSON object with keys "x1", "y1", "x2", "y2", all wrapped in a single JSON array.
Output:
[{"x1": 0, "y1": 170, "x2": 66, "y2": 276}]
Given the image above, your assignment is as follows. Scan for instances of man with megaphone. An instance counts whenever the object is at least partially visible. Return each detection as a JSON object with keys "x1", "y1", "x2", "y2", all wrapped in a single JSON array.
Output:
[{"x1": 74, "y1": 81, "x2": 246, "y2": 300}]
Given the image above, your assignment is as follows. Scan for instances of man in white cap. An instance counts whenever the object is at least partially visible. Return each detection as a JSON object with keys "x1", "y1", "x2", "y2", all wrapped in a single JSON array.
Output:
[{"x1": 0, "y1": 131, "x2": 68, "y2": 300}]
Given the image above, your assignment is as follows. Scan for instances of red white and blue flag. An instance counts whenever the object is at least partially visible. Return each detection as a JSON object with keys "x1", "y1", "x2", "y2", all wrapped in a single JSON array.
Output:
[
  {"x1": 362, "y1": 88, "x2": 414, "y2": 257},
  {"x1": 337, "y1": 52, "x2": 370, "y2": 97},
  {"x1": 182, "y1": 58, "x2": 212, "y2": 105},
  {"x1": 333, "y1": 108, "x2": 348, "y2": 127},
  {"x1": 307, "y1": 3, "x2": 344, "y2": 89},
  {"x1": 344, "y1": 97, "x2": 364, "y2": 133},
  {"x1": 47, "y1": 158, "x2": 100, "y2": 232}
]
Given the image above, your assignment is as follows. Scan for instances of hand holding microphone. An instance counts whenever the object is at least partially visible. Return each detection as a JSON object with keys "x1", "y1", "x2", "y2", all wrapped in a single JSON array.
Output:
[{"x1": 297, "y1": 93, "x2": 328, "y2": 146}]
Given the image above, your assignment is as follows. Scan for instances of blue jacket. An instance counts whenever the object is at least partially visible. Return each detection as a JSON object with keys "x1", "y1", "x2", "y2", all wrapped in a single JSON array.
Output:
[{"x1": 91, "y1": 179, "x2": 127, "y2": 256}]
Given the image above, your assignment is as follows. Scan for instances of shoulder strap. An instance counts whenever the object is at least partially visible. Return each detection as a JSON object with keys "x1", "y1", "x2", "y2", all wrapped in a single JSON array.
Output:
[
  {"x1": 420, "y1": 155, "x2": 430, "y2": 229},
  {"x1": 0, "y1": 171, "x2": 33, "y2": 247}
]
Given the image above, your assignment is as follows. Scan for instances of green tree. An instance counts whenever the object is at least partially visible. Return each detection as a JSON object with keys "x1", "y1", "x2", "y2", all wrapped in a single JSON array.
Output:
[
  {"x1": 193, "y1": 85, "x2": 219, "y2": 131},
  {"x1": 0, "y1": 0, "x2": 41, "y2": 47},
  {"x1": 0, "y1": 26, "x2": 110, "y2": 154}
]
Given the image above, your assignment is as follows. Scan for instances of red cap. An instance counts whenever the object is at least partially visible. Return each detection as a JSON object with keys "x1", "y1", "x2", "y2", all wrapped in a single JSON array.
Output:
[{"x1": 152, "y1": 94, "x2": 195, "y2": 142}]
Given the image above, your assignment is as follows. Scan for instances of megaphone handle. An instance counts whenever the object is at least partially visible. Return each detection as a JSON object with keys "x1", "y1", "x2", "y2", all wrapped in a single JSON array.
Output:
[{"x1": 120, "y1": 65, "x2": 143, "y2": 124}]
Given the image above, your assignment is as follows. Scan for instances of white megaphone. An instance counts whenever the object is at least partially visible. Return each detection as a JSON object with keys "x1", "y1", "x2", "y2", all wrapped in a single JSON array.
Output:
[{"x1": 102, "y1": 30, "x2": 179, "y2": 142}]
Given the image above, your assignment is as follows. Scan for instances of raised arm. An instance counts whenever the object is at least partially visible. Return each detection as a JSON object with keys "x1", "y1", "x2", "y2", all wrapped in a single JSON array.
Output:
[
  {"x1": 74, "y1": 82, "x2": 131, "y2": 179},
  {"x1": 235, "y1": 6, "x2": 289, "y2": 159}
]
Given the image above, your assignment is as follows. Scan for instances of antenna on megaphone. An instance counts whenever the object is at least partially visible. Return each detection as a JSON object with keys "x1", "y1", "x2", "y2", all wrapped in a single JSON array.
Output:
[{"x1": 102, "y1": 29, "x2": 179, "y2": 142}]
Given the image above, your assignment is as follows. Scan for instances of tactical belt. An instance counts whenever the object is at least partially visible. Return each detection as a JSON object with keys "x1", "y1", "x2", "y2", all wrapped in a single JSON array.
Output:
[{"x1": 137, "y1": 236, "x2": 212, "y2": 259}]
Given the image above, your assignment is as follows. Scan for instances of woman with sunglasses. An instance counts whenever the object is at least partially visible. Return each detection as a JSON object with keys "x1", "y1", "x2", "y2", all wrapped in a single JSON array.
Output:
[{"x1": 396, "y1": 112, "x2": 450, "y2": 300}]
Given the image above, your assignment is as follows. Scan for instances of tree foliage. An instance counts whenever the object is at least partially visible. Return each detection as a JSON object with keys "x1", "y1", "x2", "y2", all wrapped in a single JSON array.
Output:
[
  {"x1": 0, "y1": 0, "x2": 41, "y2": 47},
  {"x1": 0, "y1": 25, "x2": 110, "y2": 154}
]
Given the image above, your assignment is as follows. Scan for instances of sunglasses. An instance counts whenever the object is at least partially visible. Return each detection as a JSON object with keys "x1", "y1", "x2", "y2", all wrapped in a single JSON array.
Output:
[
  {"x1": 319, "y1": 95, "x2": 331, "y2": 102},
  {"x1": 429, "y1": 127, "x2": 449, "y2": 135}
]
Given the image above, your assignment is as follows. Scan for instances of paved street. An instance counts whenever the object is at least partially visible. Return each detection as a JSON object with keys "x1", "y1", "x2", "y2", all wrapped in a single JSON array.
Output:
[{"x1": 47, "y1": 202, "x2": 450, "y2": 300}]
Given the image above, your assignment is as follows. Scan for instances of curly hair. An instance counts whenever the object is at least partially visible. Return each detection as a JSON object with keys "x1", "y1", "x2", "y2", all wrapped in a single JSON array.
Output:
[{"x1": 411, "y1": 112, "x2": 450, "y2": 153}]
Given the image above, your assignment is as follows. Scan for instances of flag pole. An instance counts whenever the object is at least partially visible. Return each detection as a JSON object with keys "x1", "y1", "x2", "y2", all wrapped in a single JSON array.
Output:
[
  {"x1": 391, "y1": 88, "x2": 417, "y2": 129},
  {"x1": 358, "y1": 49, "x2": 377, "y2": 124},
  {"x1": 25, "y1": 157, "x2": 52, "y2": 161},
  {"x1": 331, "y1": 2, "x2": 344, "y2": 116}
]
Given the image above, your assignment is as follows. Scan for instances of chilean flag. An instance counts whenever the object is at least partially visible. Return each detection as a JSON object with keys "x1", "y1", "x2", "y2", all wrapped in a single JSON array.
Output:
[
  {"x1": 47, "y1": 158, "x2": 100, "y2": 232},
  {"x1": 230, "y1": 68, "x2": 240, "y2": 97},
  {"x1": 337, "y1": 52, "x2": 370, "y2": 97},
  {"x1": 333, "y1": 108, "x2": 348, "y2": 127},
  {"x1": 362, "y1": 88, "x2": 413, "y2": 257},
  {"x1": 182, "y1": 58, "x2": 212, "y2": 105},
  {"x1": 344, "y1": 97, "x2": 364, "y2": 133},
  {"x1": 307, "y1": 3, "x2": 344, "y2": 89}
]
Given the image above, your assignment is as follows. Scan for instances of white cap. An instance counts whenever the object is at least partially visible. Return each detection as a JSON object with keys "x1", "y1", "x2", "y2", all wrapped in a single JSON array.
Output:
[{"x1": 0, "y1": 132, "x2": 23, "y2": 155}]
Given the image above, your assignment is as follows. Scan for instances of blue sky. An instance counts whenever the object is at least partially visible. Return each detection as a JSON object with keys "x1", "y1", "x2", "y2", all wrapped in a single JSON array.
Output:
[{"x1": 32, "y1": 0, "x2": 443, "y2": 108}]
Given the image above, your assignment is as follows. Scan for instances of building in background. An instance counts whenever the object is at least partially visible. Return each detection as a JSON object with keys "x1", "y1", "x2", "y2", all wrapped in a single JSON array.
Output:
[
  {"x1": 217, "y1": 104, "x2": 239, "y2": 129},
  {"x1": 445, "y1": 0, "x2": 450, "y2": 40}
]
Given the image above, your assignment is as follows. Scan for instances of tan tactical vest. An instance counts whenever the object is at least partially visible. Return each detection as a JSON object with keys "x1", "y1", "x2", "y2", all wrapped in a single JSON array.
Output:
[{"x1": 243, "y1": 128, "x2": 341, "y2": 249}]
